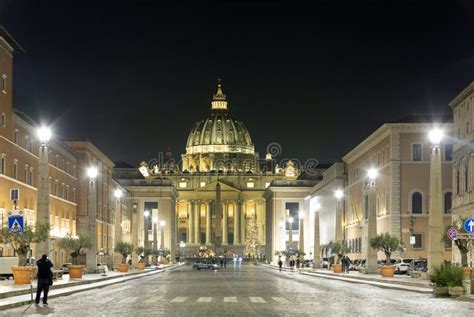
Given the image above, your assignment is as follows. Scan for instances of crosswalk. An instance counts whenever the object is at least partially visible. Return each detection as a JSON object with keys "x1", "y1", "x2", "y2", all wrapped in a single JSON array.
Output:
[{"x1": 113, "y1": 296, "x2": 291, "y2": 304}]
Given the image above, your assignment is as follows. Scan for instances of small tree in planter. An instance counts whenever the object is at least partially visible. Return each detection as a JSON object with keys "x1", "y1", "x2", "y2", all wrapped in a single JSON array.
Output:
[
  {"x1": 369, "y1": 233, "x2": 402, "y2": 277},
  {"x1": 430, "y1": 264, "x2": 449, "y2": 296},
  {"x1": 151, "y1": 249, "x2": 160, "y2": 266},
  {"x1": 442, "y1": 217, "x2": 469, "y2": 267},
  {"x1": 430, "y1": 264, "x2": 464, "y2": 297},
  {"x1": 57, "y1": 232, "x2": 92, "y2": 279},
  {"x1": 135, "y1": 247, "x2": 145, "y2": 270},
  {"x1": 0, "y1": 223, "x2": 49, "y2": 284},
  {"x1": 115, "y1": 241, "x2": 133, "y2": 272},
  {"x1": 328, "y1": 241, "x2": 344, "y2": 272}
]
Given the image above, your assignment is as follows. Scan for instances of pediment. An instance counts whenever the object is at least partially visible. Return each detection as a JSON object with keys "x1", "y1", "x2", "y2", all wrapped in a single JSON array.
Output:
[{"x1": 196, "y1": 180, "x2": 240, "y2": 192}]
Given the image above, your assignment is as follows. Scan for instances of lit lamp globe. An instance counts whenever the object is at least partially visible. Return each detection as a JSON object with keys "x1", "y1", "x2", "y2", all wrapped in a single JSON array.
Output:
[
  {"x1": 288, "y1": 217, "x2": 294, "y2": 224},
  {"x1": 429, "y1": 128, "x2": 443, "y2": 146},
  {"x1": 179, "y1": 241, "x2": 186, "y2": 248},
  {"x1": 367, "y1": 168, "x2": 378, "y2": 181},
  {"x1": 152, "y1": 217, "x2": 159, "y2": 224},
  {"x1": 114, "y1": 189, "x2": 123, "y2": 200},
  {"x1": 143, "y1": 210, "x2": 150, "y2": 218},
  {"x1": 37, "y1": 126, "x2": 52, "y2": 144},
  {"x1": 334, "y1": 189, "x2": 344, "y2": 200},
  {"x1": 160, "y1": 220, "x2": 166, "y2": 228},
  {"x1": 87, "y1": 166, "x2": 98, "y2": 180}
]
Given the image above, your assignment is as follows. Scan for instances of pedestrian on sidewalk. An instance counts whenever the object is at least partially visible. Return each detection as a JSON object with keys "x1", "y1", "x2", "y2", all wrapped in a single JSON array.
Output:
[
  {"x1": 219, "y1": 259, "x2": 224, "y2": 268},
  {"x1": 342, "y1": 255, "x2": 351, "y2": 274},
  {"x1": 35, "y1": 254, "x2": 53, "y2": 306},
  {"x1": 278, "y1": 257, "x2": 283, "y2": 272}
]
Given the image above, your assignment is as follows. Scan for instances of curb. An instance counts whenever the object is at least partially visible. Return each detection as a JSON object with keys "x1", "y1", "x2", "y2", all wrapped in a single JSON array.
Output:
[
  {"x1": 0, "y1": 264, "x2": 181, "y2": 311},
  {"x1": 261, "y1": 264, "x2": 433, "y2": 294}
]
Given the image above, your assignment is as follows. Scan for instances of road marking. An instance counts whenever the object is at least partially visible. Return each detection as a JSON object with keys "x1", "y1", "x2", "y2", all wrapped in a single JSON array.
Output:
[
  {"x1": 223, "y1": 297, "x2": 238, "y2": 303},
  {"x1": 272, "y1": 297, "x2": 289, "y2": 303},
  {"x1": 249, "y1": 297, "x2": 266, "y2": 303},
  {"x1": 197, "y1": 297, "x2": 212, "y2": 302},
  {"x1": 170, "y1": 297, "x2": 188, "y2": 303},
  {"x1": 117, "y1": 296, "x2": 139, "y2": 304},
  {"x1": 144, "y1": 296, "x2": 164, "y2": 303}
]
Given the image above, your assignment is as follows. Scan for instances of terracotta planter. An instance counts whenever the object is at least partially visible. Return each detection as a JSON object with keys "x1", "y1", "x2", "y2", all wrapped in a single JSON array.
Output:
[
  {"x1": 68, "y1": 265, "x2": 85, "y2": 279},
  {"x1": 136, "y1": 263, "x2": 145, "y2": 270},
  {"x1": 332, "y1": 263, "x2": 343, "y2": 273},
  {"x1": 380, "y1": 265, "x2": 395, "y2": 277},
  {"x1": 448, "y1": 286, "x2": 464, "y2": 297},
  {"x1": 118, "y1": 263, "x2": 129, "y2": 272},
  {"x1": 11, "y1": 266, "x2": 37, "y2": 284},
  {"x1": 433, "y1": 286, "x2": 449, "y2": 296}
]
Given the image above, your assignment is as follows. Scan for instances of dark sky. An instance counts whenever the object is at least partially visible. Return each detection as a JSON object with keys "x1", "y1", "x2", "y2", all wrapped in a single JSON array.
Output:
[{"x1": 1, "y1": 0, "x2": 473, "y2": 166}]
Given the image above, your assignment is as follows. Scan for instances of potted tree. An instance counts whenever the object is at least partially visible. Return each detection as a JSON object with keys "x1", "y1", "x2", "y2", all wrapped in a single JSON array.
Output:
[
  {"x1": 443, "y1": 217, "x2": 471, "y2": 278},
  {"x1": 328, "y1": 241, "x2": 343, "y2": 273},
  {"x1": 446, "y1": 265, "x2": 465, "y2": 297},
  {"x1": 135, "y1": 247, "x2": 145, "y2": 270},
  {"x1": 151, "y1": 249, "x2": 160, "y2": 267},
  {"x1": 369, "y1": 233, "x2": 402, "y2": 277},
  {"x1": 0, "y1": 223, "x2": 48, "y2": 284},
  {"x1": 57, "y1": 232, "x2": 92, "y2": 279},
  {"x1": 430, "y1": 264, "x2": 449, "y2": 296},
  {"x1": 114, "y1": 241, "x2": 133, "y2": 272}
]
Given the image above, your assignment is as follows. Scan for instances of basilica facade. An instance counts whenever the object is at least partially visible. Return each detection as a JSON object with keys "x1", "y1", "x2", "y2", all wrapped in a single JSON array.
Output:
[{"x1": 114, "y1": 82, "x2": 324, "y2": 261}]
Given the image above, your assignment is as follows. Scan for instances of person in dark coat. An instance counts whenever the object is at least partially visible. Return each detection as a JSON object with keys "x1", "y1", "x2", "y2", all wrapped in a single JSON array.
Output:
[
  {"x1": 35, "y1": 254, "x2": 53, "y2": 305},
  {"x1": 278, "y1": 257, "x2": 283, "y2": 272}
]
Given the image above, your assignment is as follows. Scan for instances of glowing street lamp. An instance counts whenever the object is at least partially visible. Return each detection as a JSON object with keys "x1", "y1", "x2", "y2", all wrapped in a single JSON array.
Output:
[
  {"x1": 429, "y1": 128, "x2": 443, "y2": 147},
  {"x1": 114, "y1": 189, "x2": 123, "y2": 200},
  {"x1": 334, "y1": 189, "x2": 344, "y2": 200},
  {"x1": 37, "y1": 126, "x2": 52, "y2": 144},
  {"x1": 365, "y1": 168, "x2": 378, "y2": 273},
  {"x1": 367, "y1": 168, "x2": 378, "y2": 182},
  {"x1": 87, "y1": 166, "x2": 98, "y2": 180},
  {"x1": 143, "y1": 210, "x2": 150, "y2": 218}
]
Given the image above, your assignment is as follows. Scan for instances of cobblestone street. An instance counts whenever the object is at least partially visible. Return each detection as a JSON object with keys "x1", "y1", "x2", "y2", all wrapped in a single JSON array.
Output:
[{"x1": 1, "y1": 264, "x2": 473, "y2": 316}]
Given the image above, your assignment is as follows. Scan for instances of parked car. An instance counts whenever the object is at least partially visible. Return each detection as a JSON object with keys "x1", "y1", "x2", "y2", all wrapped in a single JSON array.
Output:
[
  {"x1": 407, "y1": 259, "x2": 428, "y2": 273},
  {"x1": 357, "y1": 259, "x2": 366, "y2": 271},
  {"x1": 394, "y1": 259, "x2": 413, "y2": 274},
  {"x1": 192, "y1": 261, "x2": 219, "y2": 270},
  {"x1": 321, "y1": 258, "x2": 329, "y2": 268},
  {"x1": 302, "y1": 259, "x2": 313, "y2": 268}
]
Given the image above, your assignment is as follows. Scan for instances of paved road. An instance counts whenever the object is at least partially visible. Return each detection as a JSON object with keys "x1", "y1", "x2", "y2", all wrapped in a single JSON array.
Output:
[{"x1": 1, "y1": 264, "x2": 473, "y2": 316}]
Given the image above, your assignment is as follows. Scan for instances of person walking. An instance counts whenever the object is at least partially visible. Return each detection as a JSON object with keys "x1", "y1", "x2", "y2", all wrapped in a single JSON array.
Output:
[
  {"x1": 278, "y1": 257, "x2": 283, "y2": 272},
  {"x1": 35, "y1": 255, "x2": 53, "y2": 306}
]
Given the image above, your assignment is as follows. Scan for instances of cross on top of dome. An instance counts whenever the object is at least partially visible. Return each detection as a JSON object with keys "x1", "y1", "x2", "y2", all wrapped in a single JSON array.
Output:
[{"x1": 211, "y1": 79, "x2": 228, "y2": 110}]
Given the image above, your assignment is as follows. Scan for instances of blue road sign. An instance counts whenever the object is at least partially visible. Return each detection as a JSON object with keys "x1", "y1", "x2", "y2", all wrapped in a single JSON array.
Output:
[
  {"x1": 464, "y1": 218, "x2": 474, "y2": 233},
  {"x1": 8, "y1": 215, "x2": 24, "y2": 233}
]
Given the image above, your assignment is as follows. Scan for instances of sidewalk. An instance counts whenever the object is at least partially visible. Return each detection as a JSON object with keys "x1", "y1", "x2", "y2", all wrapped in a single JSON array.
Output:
[
  {"x1": 0, "y1": 264, "x2": 180, "y2": 310},
  {"x1": 262, "y1": 263, "x2": 432, "y2": 293}
]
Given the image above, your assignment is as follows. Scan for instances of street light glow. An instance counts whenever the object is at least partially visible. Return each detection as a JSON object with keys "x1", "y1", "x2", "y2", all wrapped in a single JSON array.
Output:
[
  {"x1": 288, "y1": 217, "x2": 294, "y2": 224},
  {"x1": 152, "y1": 216, "x2": 159, "y2": 224},
  {"x1": 160, "y1": 220, "x2": 166, "y2": 227},
  {"x1": 143, "y1": 210, "x2": 150, "y2": 218},
  {"x1": 114, "y1": 189, "x2": 123, "y2": 199},
  {"x1": 37, "y1": 126, "x2": 52, "y2": 143},
  {"x1": 429, "y1": 128, "x2": 443, "y2": 145},
  {"x1": 367, "y1": 168, "x2": 378, "y2": 180},
  {"x1": 87, "y1": 166, "x2": 98, "y2": 179},
  {"x1": 334, "y1": 189, "x2": 344, "y2": 199}
]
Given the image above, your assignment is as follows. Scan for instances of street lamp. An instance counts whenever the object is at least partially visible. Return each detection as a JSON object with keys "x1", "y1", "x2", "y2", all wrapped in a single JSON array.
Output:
[
  {"x1": 428, "y1": 127, "x2": 444, "y2": 273},
  {"x1": 334, "y1": 189, "x2": 344, "y2": 200},
  {"x1": 365, "y1": 168, "x2": 378, "y2": 273},
  {"x1": 36, "y1": 126, "x2": 52, "y2": 258},
  {"x1": 114, "y1": 189, "x2": 123, "y2": 200},
  {"x1": 86, "y1": 165, "x2": 98, "y2": 272},
  {"x1": 152, "y1": 216, "x2": 159, "y2": 252},
  {"x1": 179, "y1": 241, "x2": 186, "y2": 263},
  {"x1": 160, "y1": 220, "x2": 166, "y2": 250}
]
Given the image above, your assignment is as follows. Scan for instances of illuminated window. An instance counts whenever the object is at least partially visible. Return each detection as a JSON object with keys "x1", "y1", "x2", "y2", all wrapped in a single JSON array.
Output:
[
  {"x1": 13, "y1": 129, "x2": 18, "y2": 144},
  {"x1": 265, "y1": 182, "x2": 271, "y2": 188},
  {"x1": 179, "y1": 182, "x2": 187, "y2": 188},
  {"x1": 200, "y1": 181, "x2": 206, "y2": 187},
  {"x1": 246, "y1": 182, "x2": 255, "y2": 188},
  {"x1": 0, "y1": 154, "x2": 5, "y2": 174}
]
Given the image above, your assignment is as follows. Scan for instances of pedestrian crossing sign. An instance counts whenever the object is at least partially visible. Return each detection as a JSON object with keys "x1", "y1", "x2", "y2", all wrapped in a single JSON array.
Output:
[{"x1": 8, "y1": 215, "x2": 24, "y2": 233}]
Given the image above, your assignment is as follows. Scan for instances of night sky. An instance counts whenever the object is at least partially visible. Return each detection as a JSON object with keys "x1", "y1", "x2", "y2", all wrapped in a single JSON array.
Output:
[{"x1": 1, "y1": 1, "x2": 473, "y2": 166}]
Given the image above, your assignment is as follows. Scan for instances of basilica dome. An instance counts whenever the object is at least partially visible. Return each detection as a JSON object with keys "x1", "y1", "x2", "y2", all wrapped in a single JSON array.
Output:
[{"x1": 182, "y1": 81, "x2": 257, "y2": 173}]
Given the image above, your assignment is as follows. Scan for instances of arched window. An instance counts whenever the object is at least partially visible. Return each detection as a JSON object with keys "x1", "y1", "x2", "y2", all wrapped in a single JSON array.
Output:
[
  {"x1": 412, "y1": 192, "x2": 422, "y2": 214},
  {"x1": 444, "y1": 192, "x2": 452, "y2": 213}
]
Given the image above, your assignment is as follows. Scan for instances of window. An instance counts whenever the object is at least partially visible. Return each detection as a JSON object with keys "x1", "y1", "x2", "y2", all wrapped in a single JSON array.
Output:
[
  {"x1": 55, "y1": 155, "x2": 59, "y2": 167},
  {"x1": 10, "y1": 188, "x2": 19, "y2": 201},
  {"x1": 29, "y1": 168, "x2": 33, "y2": 186},
  {"x1": 444, "y1": 192, "x2": 452, "y2": 213},
  {"x1": 0, "y1": 154, "x2": 5, "y2": 174},
  {"x1": 246, "y1": 182, "x2": 255, "y2": 188},
  {"x1": 364, "y1": 194, "x2": 369, "y2": 219},
  {"x1": 24, "y1": 135, "x2": 30, "y2": 151},
  {"x1": 412, "y1": 144, "x2": 422, "y2": 161},
  {"x1": 411, "y1": 192, "x2": 422, "y2": 214},
  {"x1": 13, "y1": 129, "x2": 18, "y2": 144},
  {"x1": 24, "y1": 165, "x2": 28, "y2": 184},
  {"x1": 1, "y1": 74, "x2": 6, "y2": 93},
  {"x1": 465, "y1": 161, "x2": 469, "y2": 192},
  {"x1": 200, "y1": 181, "x2": 206, "y2": 188},
  {"x1": 66, "y1": 185, "x2": 69, "y2": 200},
  {"x1": 445, "y1": 144, "x2": 453, "y2": 161},
  {"x1": 179, "y1": 182, "x2": 187, "y2": 188},
  {"x1": 54, "y1": 180, "x2": 59, "y2": 196},
  {"x1": 13, "y1": 160, "x2": 17, "y2": 179},
  {"x1": 467, "y1": 121, "x2": 470, "y2": 135},
  {"x1": 72, "y1": 188, "x2": 76, "y2": 202},
  {"x1": 412, "y1": 233, "x2": 423, "y2": 249},
  {"x1": 1, "y1": 113, "x2": 5, "y2": 127},
  {"x1": 456, "y1": 168, "x2": 460, "y2": 195}
]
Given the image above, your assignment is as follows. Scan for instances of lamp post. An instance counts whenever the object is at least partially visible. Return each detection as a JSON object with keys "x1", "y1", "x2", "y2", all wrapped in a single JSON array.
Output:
[
  {"x1": 179, "y1": 241, "x2": 186, "y2": 263},
  {"x1": 312, "y1": 200, "x2": 321, "y2": 269},
  {"x1": 152, "y1": 216, "x2": 158, "y2": 252},
  {"x1": 288, "y1": 216, "x2": 294, "y2": 250},
  {"x1": 428, "y1": 128, "x2": 444, "y2": 273},
  {"x1": 143, "y1": 210, "x2": 150, "y2": 250},
  {"x1": 298, "y1": 211, "x2": 304, "y2": 253},
  {"x1": 86, "y1": 166, "x2": 98, "y2": 272},
  {"x1": 36, "y1": 126, "x2": 52, "y2": 258},
  {"x1": 366, "y1": 168, "x2": 378, "y2": 274},
  {"x1": 160, "y1": 220, "x2": 166, "y2": 262}
]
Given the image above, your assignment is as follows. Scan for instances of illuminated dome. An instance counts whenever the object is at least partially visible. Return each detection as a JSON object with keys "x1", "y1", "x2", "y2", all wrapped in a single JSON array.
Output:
[{"x1": 182, "y1": 81, "x2": 257, "y2": 173}]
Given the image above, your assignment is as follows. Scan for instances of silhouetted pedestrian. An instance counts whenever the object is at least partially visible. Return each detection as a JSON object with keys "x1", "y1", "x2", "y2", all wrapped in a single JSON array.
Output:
[
  {"x1": 278, "y1": 257, "x2": 283, "y2": 272},
  {"x1": 35, "y1": 255, "x2": 53, "y2": 306}
]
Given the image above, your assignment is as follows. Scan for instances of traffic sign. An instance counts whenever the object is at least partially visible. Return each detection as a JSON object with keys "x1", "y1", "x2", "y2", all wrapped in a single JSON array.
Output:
[
  {"x1": 8, "y1": 215, "x2": 24, "y2": 233},
  {"x1": 447, "y1": 227, "x2": 459, "y2": 241},
  {"x1": 464, "y1": 218, "x2": 474, "y2": 233}
]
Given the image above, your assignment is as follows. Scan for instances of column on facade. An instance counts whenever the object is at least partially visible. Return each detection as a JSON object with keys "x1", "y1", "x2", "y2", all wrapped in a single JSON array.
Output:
[
  {"x1": 335, "y1": 199, "x2": 343, "y2": 242},
  {"x1": 205, "y1": 201, "x2": 211, "y2": 245},
  {"x1": 193, "y1": 201, "x2": 200, "y2": 244},
  {"x1": 240, "y1": 201, "x2": 246, "y2": 244},
  {"x1": 222, "y1": 202, "x2": 228, "y2": 245},
  {"x1": 234, "y1": 200, "x2": 240, "y2": 245},
  {"x1": 187, "y1": 201, "x2": 193, "y2": 244}
]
